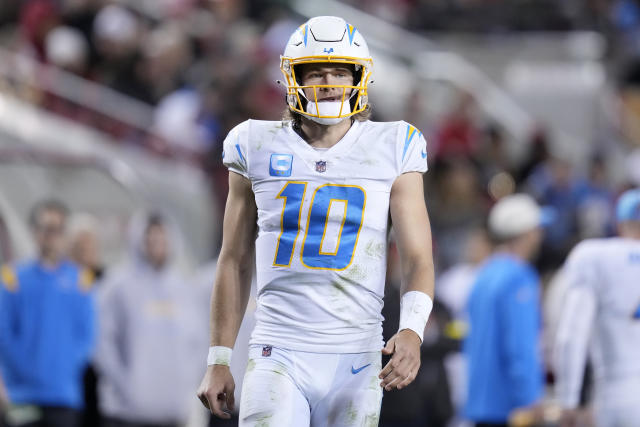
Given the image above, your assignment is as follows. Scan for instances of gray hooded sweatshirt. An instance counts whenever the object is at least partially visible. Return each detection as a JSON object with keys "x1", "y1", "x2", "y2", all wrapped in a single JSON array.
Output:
[{"x1": 95, "y1": 214, "x2": 202, "y2": 424}]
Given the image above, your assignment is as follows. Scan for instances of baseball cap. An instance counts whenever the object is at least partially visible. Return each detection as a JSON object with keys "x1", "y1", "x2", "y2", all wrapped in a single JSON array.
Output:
[
  {"x1": 488, "y1": 193, "x2": 544, "y2": 239},
  {"x1": 616, "y1": 188, "x2": 640, "y2": 222}
]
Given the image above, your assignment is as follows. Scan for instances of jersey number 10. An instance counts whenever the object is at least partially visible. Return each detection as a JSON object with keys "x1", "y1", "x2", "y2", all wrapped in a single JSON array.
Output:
[{"x1": 273, "y1": 182, "x2": 366, "y2": 270}]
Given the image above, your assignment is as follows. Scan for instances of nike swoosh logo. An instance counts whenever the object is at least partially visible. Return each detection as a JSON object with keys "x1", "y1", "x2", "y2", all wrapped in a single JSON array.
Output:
[
  {"x1": 421, "y1": 150, "x2": 427, "y2": 159},
  {"x1": 351, "y1": 363, "x2": 371, "y2": 374}
]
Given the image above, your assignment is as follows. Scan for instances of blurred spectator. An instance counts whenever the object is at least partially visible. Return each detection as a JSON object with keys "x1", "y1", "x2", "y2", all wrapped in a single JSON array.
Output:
[
  {"x1": 19, "y1": 0, "x2": 60, "y2": 61},
  {"x1": 69, "y1": 213, "x2": 105, "y2": 281},
  {"x1": 476, "y1": 124, "x2": 512, "y2": 188},
  {"x1": 141, "y1": 23, "x2": 192, "y2": 104},
  {"x1": 514, "y1": 128, "x2": 551, "y2": 187},
  {"x1": 0, "y1": 200, "x2": 96, "y2": 427},
  {"x1": 68, "y1": 213, "x2": 104, "y2": 427},
  {"x1": 92, "y1": 4, "x2": 152, "y2": 104},
  {"x1": 95, "y1": 212, "x2": 201, "y2": 427},
  {"x1": 576, "y1": 155, "x2": 615, "y2": 239},
  {"x1": 433, "y1": 92, "x2": 481, "y2": 160},
  {"x1": 464, "y1": 194, "x2": 545, "y2": 427},
  {"x1": 437, "y1": 227, "x2": 493, "y2": 323},
  {"x1": 525, "y1": 156, "x2": 582, "y2": 271},
  {"x1": 436, "y1": 227, "x2": 492, "y2": 426},
  {"x1": 428, "y1": 157, "x2": 488, "y2": 270},
  {"x1": 152, "y1": 88, "x2": 216, "y2": 155},
  {"x1": 44, "y1": 26, "x2": 89, "y2": 76}
]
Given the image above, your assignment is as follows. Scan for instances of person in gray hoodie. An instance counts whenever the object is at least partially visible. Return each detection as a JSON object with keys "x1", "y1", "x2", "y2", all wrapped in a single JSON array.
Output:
[{"x1": 95, "y1": 212, "x2": 202, "y2": 427}]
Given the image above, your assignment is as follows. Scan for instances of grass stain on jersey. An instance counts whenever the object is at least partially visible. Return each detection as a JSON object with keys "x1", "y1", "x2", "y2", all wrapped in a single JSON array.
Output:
[
  {"x1": 332, "y1": 281, "x2": 347, "y2": 294},
  {"x1": 330, "y1": 281, "x2": 352, "y2": 315},
  {"x1": 271, "y1": 365, "x2": 287, "y2": 377},
  {"x1": 364, "y1": 412, "x2": 379, "y2": 427},
  {"x1": 246, "y1": 359, "x2": 256, "y2": 372},
  {"x1": 255, "y1": 414, "x2": 272, "y2": 427},
  {"x1": 360, "y1": 158, "x2": 377, "y2": 166},
  {"x1": 345, "y1": 264, "x2": 367, "y2": 281},
  {"x1": 368, "y1": 375, "x2": 379, "y2": 391},
  {"x1": 345, "y1": 401, "x2": 358, "y2": 425},
  {"x1": 365, "y1": 240, "x2": 385, "y2": 259}
]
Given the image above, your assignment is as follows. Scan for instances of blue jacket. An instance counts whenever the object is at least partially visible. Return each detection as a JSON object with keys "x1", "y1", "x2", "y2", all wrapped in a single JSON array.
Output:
[
  {"x1": 0, "y1": 260, "x2": 96, "y2": 408},
  {"x1": 463, "y1": 253, "x2": 543, "y2": 422}
]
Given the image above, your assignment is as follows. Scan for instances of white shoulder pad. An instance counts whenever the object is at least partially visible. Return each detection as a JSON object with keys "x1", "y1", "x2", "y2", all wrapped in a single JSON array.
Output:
[
  {"x1": 564, "y1": 239, "x2": 602, "y2": 292},
  {"x1": 222, "y1": 120, "x2": 250, "y2": 178}
]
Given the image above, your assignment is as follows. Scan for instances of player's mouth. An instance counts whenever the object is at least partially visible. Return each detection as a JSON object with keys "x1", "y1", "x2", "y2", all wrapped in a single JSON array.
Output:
[{"x1": 317, "y1": 96, "x2": 341, "y2": 102}]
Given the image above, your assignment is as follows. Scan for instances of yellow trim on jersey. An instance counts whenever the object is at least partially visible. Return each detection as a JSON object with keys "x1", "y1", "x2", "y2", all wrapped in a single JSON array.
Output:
[
  {"x1": 79, "y1": 268, "x2": 95, "y2": 292},
  {"x1": 1, "y1": 264, "x2": 17, "y2": 292},
  {"x1": 273, "y1": 181, "x2": 308, "y2": 268},
  {"x1": 318, "y1": 199, "x2": 348, "y2": 256}
]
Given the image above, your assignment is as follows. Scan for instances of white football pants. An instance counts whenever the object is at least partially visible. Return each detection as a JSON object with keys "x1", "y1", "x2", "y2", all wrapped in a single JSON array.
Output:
[{"x1": 239, "y1": 345, "x2": 383, "y2": 427}]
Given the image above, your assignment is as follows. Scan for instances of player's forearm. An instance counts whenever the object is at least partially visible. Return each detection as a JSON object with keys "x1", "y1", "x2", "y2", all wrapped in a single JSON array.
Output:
[
  {"x1": 209, "y1": 253, "x2": 253, "y2": 348},
  {"x1": 400, "y1": 254, "x2": 435, "y2": 298}
]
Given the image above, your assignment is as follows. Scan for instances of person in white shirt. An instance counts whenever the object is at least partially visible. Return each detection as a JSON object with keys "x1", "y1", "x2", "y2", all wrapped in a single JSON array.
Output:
[{"x1": 554, "y1": 188, "x2": 640, "y2": 427}]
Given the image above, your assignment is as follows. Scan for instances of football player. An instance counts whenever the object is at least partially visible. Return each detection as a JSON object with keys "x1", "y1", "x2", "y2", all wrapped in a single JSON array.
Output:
[
  {"x1": 197, "y1": 16, "x2": 435, "y2": 426},
  {"x1": 554, "y1": 188, "x2": 640, "y2": 427}
]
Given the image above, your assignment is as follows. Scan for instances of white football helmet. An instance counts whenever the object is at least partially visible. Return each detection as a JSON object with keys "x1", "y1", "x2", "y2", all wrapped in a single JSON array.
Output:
[{"x1": 280, "y1": 16, "x2": 373, "y2": 125}]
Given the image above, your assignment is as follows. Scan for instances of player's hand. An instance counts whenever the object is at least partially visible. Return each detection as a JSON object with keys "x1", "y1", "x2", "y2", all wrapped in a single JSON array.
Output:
[
  {"x1": 558, "y1": 408, "x2": 580, "y2": 427},
  {"x1": 196, "y1": 365, "x2": 235, "y2": 419},
  {"x1": 508, "y1": 404, "x2": 545, "y2": 427},
  {"x1": 379, "y1": 329, "x2": 421, "y2": 391}
]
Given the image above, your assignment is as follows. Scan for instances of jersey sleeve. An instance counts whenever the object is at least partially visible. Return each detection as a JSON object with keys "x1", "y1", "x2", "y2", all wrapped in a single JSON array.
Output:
[
  {"x1": 553, "y1": 242, "x2": 599, "y2": 409},
  {"x1": 222, "y1": 120, "x2": 250, "y2": 178},
  {"x1": 397, "y1": 121, "x2": 429, "y2": 175},
  {"x1": 0, "y1": 265, "x2": 29, "y2": 379}
]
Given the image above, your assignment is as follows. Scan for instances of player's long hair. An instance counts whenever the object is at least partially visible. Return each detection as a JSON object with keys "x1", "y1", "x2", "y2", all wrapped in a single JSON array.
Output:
[{"x1": 282, "y1": 104, "x2": 372, "y2": 130}]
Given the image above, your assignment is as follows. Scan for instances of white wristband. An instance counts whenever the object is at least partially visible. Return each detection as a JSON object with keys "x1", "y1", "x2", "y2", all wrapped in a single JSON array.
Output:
[
  {"x1": 398, "y1": 291, "x2": 433, "y2": 343},
  {"x1": 207, "y1": 346, "x2": 232, "y2": 366}
]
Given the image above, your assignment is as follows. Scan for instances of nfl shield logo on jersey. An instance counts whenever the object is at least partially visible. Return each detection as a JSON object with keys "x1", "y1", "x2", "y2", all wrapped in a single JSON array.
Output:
[
  {"x1": 315, "y1": 160, "x2": 327, "y2": 173},
  {"x1": 262, "y1": 345, "x2": 272, "y2": 357}
]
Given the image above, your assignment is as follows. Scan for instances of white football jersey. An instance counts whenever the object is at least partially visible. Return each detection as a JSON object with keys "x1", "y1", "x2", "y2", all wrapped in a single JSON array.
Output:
[
  {"x1": 554, "y1": 237, "x2": 640, "y2": 409},
  {"x1": 222, "y1": 119, "x2": 428, "y2": 353}
]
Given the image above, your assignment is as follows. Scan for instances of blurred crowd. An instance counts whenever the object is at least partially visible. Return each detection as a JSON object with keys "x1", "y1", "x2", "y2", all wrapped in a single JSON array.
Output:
[
  {"x1": 1, "y1": 0, "x2": 640, "y2": 426},
  {"x1": 0, "y1": 201, "x2": 215, "y2": 427}
]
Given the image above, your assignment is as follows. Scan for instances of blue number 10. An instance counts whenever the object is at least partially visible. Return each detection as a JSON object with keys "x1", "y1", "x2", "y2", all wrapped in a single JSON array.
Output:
[{"x1": 273, "y1": 182, "x2": 366, "y2": 270}]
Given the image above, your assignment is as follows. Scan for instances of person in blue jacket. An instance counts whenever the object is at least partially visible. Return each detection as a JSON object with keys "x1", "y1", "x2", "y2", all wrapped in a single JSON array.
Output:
[
  {"x1": 464, "y1": 194, "x2": 546, "y2": 427},
  {"x1": 0, "y1": 200, "x2": 96, "y2": 427}
]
